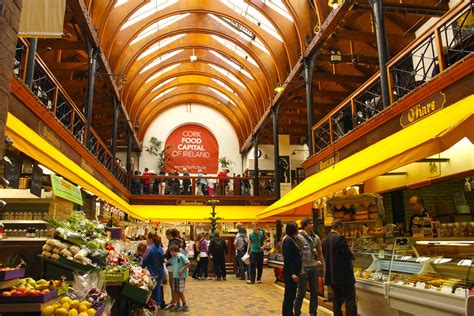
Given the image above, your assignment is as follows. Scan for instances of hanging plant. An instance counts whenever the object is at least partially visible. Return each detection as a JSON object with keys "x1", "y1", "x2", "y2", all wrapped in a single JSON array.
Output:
[{"x1": 218, "y1": 157, "x2": 233, "y2": 169}]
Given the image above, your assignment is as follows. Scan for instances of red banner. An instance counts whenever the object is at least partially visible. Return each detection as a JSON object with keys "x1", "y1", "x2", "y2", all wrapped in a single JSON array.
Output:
[{"x1": 165, "y1": 124, "x2": 219, "y2": 174}]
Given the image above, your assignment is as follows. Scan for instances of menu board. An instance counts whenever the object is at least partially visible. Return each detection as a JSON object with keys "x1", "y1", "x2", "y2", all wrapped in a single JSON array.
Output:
[
  {"x1": 30, "y1": 164, "x2": 43, "y2": 197},
  {"x1": 4, "y1": 152, "x2": 22, "y2": 189}
]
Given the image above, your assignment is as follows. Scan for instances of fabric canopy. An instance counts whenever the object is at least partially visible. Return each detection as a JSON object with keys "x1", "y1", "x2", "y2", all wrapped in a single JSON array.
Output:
[
  {"x1": 258, "y1": 95, "x2": 474, "y2": 220},
  {"x1": 19, "y1": 0, "x2": 66, "y2": 38}
]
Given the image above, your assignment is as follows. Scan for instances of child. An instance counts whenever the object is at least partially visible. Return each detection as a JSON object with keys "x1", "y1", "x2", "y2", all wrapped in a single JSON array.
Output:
[
  {"x1": 167, "y1": 244, "x2": 190, "y2": 312},
  {"x1": 134, "y1": 242, "x2": 148, "y2": 264}
]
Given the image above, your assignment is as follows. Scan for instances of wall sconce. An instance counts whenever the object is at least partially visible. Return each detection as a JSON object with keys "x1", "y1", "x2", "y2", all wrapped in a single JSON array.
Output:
[
  {"x1": 190, "y1": 48, "x2": 197, "y2": 62},
  {"x1": 330, "y1": 50, "x2": 342, "y2": 64},
  {"x1": 328, "y1": 0, "x2": 343, "y2": 10}
]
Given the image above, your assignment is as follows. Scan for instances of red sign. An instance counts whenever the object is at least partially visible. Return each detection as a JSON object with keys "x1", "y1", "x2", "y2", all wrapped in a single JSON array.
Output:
[{"x1": 165, "y1": 124, "x2": 219, "y2": 174}]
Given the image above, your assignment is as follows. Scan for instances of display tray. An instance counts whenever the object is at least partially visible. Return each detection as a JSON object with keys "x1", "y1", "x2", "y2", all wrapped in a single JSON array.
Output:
[
  {"x1": 0, "y1": 268, "x2": 25, "y2": 281},
  {"x1": 121, "y1": 282, "x2": 151, "y2": 304},
  {"x1": 58, "y1": 256, "x2": 96, "y2": 271},
  {"x1": 104, "y1": 269, "x2": 129, "y2": 283},
  {"x1": 0, "y1": 289, "x2": 57, "y2": 303}
]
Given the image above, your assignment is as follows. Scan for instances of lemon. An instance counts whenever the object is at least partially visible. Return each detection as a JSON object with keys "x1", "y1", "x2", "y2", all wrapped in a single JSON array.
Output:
[
  {"x1": 60, "y1": 297, "x2": 71, "y2": 305},
  {"x1": 40, "y1": 306, "x2": 55, "y2": 316},
  {"x1": 81, "y1": 301, "x2": 92, "y2": 309},
  {"x1": 79, "y1": 304, "x2": 88, "y2": 313},
  {"x1": 86, "y1": 308, "x2": 96, "y2": 316},
  {"x1": 70, "y1": 300, "x2": 80, "y2": 309},
  {"x1": 79, "y1": 313, "x2": 88, "y2": 316},
  {"x1": 68, "y1": 309, "x2": 78, "y2": 316},
  {"x1": 62, "y1": 302, "x2": 70, "y2": 311},
  {"x1": 55, "y1": 308, "x2": 69, "y2": 316}
]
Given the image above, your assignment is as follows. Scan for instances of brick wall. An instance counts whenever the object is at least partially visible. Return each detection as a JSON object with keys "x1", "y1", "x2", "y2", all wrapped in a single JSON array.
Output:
[
  {"x1": 382, "y1": 178, "x2": 474, "y2": 227},
  {"x1": 0, "y1": 0, "x2": 22, "y2": 155}
]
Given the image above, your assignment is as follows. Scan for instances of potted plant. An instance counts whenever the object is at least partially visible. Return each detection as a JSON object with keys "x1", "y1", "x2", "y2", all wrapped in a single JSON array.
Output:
[
  {"x1": 206, "y1": 200, "x2": 222, "y2": 234},
  {"x1": 145, "y1": 137, "x2": 172, "y2": 172},
  {"x1": 218, "y1": 156, "x2": 233, "y2": 169}
]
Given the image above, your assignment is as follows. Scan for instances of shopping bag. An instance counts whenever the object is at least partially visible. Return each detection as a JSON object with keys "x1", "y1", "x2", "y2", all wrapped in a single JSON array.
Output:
[{"x1": 241, "y1": 252, "x2": 250, "y2": 265}]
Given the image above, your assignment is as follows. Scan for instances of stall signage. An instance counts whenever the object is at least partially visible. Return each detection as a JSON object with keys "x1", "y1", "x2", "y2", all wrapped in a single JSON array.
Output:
[
  {"x1": 50, "y1": 174, "x2": 83, "y2": 205},
  {"x1": 400, "y1": 92, "x2": 445, "y2": 128},
  {"x1": 319, "y1": 152, "x2": 339, "y2": 171},
  {"x1": 165, "y1": 124, "x2": 219, "y2": 174},
  {"x1": 39, "y1": 122, "x2": 61, "y2": 150},
  {"x1": 176, "y1": 200, "x2": 207, "y2": 206}
]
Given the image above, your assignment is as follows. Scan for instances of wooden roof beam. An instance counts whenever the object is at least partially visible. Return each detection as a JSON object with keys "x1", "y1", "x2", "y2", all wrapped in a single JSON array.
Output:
[{"x1": 351, "y1": 2, "x2": 449, "y2": 17}]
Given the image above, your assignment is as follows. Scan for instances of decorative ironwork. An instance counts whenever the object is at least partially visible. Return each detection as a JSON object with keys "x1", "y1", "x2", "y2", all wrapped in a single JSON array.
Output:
[
  {"x1": 220, "y1": 16, "x2": 255, "y2": 40},
  {"x1": 353, "y1": 77, "x2": 384, "y2": 125},
  {"x1": 313, "y1": 121, "x2": 331, "y2": 153},
  {"x1": 32, "y1": 65, "x2": 56, "y2": 109},
  {"x1": 331, "y1": 102, "x2": 353, "y2": 141},
  {"x1": 14, "y1": 41, "x2": 27, "y2": 79},
  {"x1": 440, "y1": 8, "x2": 474, "y2": 68},
  {"x1": 55, "y1": 92, "x2": 73, "y2": 130}
]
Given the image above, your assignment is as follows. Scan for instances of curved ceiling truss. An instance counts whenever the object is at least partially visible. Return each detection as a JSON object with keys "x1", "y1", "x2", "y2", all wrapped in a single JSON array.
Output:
[{"x1": 90, "y1": 0, "x2": 315, "y2": 146}]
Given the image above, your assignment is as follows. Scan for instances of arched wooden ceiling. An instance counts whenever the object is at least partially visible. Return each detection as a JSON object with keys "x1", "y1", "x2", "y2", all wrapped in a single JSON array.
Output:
[{"x1": 89, "y1": 0, "x2": 315, "y2": 145}]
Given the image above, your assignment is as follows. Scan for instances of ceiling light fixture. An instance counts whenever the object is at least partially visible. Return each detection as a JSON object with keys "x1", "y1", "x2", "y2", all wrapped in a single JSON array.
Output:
[
  {"x1": 190, "y1": 48, "x2": 197, "y2": 62},
  {"x1": 328, "y1": 0, "x2": 342, "y2": 10},
  {"x1": 330, "y1": 50, "x2": 342, "y2": 64},
  {"x1": 274, "y1": 82, "x2": 284, "y2": 93}
]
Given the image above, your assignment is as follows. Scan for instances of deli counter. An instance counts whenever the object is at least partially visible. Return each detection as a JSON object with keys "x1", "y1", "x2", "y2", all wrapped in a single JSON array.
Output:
[{"x1": 352, "y1": 236, "x2": 474, "y2": 316}]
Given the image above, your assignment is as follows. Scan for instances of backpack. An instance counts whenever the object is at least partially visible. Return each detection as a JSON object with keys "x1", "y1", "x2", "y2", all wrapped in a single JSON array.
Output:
[{"x1": 214, "y1": 238, "x2": 227, "y2": 252}]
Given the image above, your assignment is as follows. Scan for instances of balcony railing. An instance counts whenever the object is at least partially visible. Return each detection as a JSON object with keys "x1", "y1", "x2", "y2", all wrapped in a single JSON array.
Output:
[
  {"x1": 312, "y1": 3, "x2": 473, "y2": 155},
  {"x1": 14, "y1": 38, "x2": 128, "y2": 188},
  {"x1": 129, "y1": 175, "x2": 276, "y2": 198}
]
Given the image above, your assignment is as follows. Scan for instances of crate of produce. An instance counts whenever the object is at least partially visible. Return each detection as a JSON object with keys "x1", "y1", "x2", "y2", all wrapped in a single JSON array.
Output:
[
  {"x1": 0, "y1": 289, "x2": 57, "y2": 303},
  {"x1": 58, "y1": 256, "x2": 96, "y2": 272},
  {"x1": 0, "y1": 268, "x2": 25, "y2": 281},
  {"x1": 104, "y1": 268, "x2": 129, "y2": 283},
  {"x1": 121, "y1": 282, "x2": 151, "y2": 304}
]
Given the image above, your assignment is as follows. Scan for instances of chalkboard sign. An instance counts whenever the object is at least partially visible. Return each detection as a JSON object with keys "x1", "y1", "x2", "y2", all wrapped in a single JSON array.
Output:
[
  {"x1": 4, "y1": 152, "x2": 22, "y2": 189},
  {"x1": 30, "y1": 164, "x2": 43, "y2": 197}
]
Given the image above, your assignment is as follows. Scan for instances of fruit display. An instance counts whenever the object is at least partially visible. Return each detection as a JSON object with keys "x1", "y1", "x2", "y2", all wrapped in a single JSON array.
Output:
[
  {"x1": 128, "y1": 266, "x2": 156, "y2": 291},
  {"x1": 1, "y1": 278, "x2": 64, "y2": 297},
  {"x1": 40, "y1": 296, "x2": 99, "y2": 316}
]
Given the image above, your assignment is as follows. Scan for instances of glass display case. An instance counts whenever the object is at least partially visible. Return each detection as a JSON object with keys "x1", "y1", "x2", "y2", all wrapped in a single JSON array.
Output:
[{"x1": 352, "y1": 236, "x2": 474, "y2": 316}]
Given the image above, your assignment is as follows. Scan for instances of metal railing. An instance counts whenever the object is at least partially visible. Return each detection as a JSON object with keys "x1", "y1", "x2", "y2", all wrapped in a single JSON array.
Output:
[
  {"x1": 129, "y1": 174, "x2": 276, "y2": 198},
  {"x1": 312, "y1": 3, "x2": 473, "y2": 155},
  {"x1": 13, "y1": 38, "x2": 128, "y2": 188}
]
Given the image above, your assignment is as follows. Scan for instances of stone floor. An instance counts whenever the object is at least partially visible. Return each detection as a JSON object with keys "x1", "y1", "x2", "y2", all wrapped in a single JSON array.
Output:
[{"x1": 159, "y1": 268, "x2": 333, "y2": 316}]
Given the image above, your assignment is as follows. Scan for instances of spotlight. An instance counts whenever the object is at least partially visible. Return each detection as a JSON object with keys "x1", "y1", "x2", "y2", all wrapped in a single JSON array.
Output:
[
  {"x1": 330, "y1": 50, "x2": 342, "y2": 64},
  {"x1": 328, "y1": 0, "x2": 342, "y2": 9},
  {"x1": 274, "y1": 83, "x2": 284, "y2": 93},
  {"x1": 3, "y1": 156, "x2": 12, "y2": 165},
  {"x1": 1, "y1": 177, "x2": 9, "y2": 187},
  {"x1": 4, "y1": 136, "x2": 13, "y2": 146}
]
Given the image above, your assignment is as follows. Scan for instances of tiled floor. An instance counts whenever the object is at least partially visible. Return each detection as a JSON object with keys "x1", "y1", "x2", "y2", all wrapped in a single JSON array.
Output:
[{"x1": 160, "y1": 268, "x2": 333, "y2": 316}]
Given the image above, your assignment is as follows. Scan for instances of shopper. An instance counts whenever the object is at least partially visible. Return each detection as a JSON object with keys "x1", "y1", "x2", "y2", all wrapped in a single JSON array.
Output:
[
  {"x1": 143, "y1": 168, "x2": 151, "y2": 194},
  {"x1": 234, "y1": 225, "x2": 248, "y2": 280},
  {"x1": 196, "y1": 169, "x2": 205, "y2": 195},
  {"x1": 191, "y1": 234, "x2": 202, "y2": 279},
  {"x1": 294, "y1": 218, "x2": 325, "y2": 316},
  {"x1": 209, "y1": 231, "x2": 228, "y2": 281},
  {"x1": 168, "y1": 244, "x2": 190, "y2": 312},
  {"x1": 242, "y1": 169, "x2": 251, "y2": 196},
  {"x1": 322, "y1": 220, "x2": 357, "y2": 316},
  {"x1": 164, "y1": 229, "x2": 183, "y2": 309},
  {"x1": 197, "y1": 232, "x2": 209, "y2": 280},
  {"x1": 408, "y1": 195, "x2": 437, "y2": 235},
  {"x1": 247, "y1": 222, "x2": 267, "y2": 284},
  {"x1": 217, "y1": 169, "x2": 228, "y2": 195},
  {"x1": 182, "y1": 168, "x2": 191, "y2": 194},
  {"x1": 281, "y1": 222, "x2": 302, "y2": 316},
  {"x1": 131, "y1": 170, "x2": 142, "y2": 194},
  {"x1": 142, "y1": 233, "x2": 164, "y2": 308}
]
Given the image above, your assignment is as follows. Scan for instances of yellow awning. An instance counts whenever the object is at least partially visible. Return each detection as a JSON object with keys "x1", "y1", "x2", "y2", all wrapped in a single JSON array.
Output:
[
  {"x1": 5, "y1": 113, "x2": 264, "y2": 222},
  {"x1": 131, "y1": 205, "x2": 265, "y2": 222},
  {"x1": 258, "y1": 94, "x2": 474, "y2": 220}
]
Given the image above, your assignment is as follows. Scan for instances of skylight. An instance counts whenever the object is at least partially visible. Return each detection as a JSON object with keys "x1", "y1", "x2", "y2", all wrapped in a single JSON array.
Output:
[
  {"x1": 151, "y1": 77, "x2": 176, "y2": 92},
  {"x1": 211, "y1": 78, "x2": 235, "y2": 94},
  {"x1": 209, "y1": 64, "x2": 246, "y2": 88},
  {"x1": 130, "y1": 14, "x2": 190, "y2": 45},
  {"x1": 121, "y1": 0, "x2": 178, "y2": 30},
  {"x1": 210, "y1": 50, "x2": 253, "y2": 80},
  {"x1": 211, "y1": 35, "x2": 259, "y2": 68},
  {"x1": 138, "y1": 34, "x2": 186, "y2": 60},
  {"x1": 262, "y1": 0, "x2": 294, "y2": 21},
  {"x1": 220, "y1": 0, "x2": 283, "y2": 42},
  {"x1": 209, "y1": 87, "x2": 237, "y2": 106},
  {"x1": 114, "y1": 0, "x2": 128, "y2": 8},
  {"x1": 208, "y1": 14, "x2": 270, "y2": 55},
  {"x1": 146, "y1": 64, "x2": 181, "y2": 83},
  {"x1": 140, "y1": 50, "x2": 183, "y2": 73},
  {"x1": 152, "y1": 87, "x2": 177, "y2": 102}
]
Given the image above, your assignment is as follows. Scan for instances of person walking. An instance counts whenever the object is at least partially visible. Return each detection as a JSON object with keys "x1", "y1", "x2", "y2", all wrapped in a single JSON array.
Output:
[
  {"x1": 163, "y1": 229, "x2": 183, "y2": 310},
  {"x1": 294, "y1": 218, "x2": 325, "y2": 316},
  {"x1": 141, "y1": 233, "x2": 165, "y2": 308},
  {"x1": 247, "y1": 222, "x2": 267, "y2": 284},
  {"x1": 197, "y1": 232, "x2": 209, "y2": 280},
  {"x1": 322, "y1": 220, "x2": 357, "y2": 316},
  {"x1": 281, "y1": 222, "x2": 302, "y2": 316},
  {"x1": 234, "y1": 225, "x2": 248, "y2": 280},
  {"x1": 209, "y1": 231, "x2": 228, "y2": 281},
  {"x1": 168, "y1": 244, "x2": 191, "y2": 312}
]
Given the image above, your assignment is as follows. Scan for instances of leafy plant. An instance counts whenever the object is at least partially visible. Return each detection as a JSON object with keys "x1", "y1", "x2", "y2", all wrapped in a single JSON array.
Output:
[
  {"x1": 146, "y1": 137, "x2": 172, "y2": 172},
  {"x1": 218, "y1": 156, "x2": 233, "y2": 168},
  {"x1": 206, "y1": 200, "x2": 222, "y2": 233}
]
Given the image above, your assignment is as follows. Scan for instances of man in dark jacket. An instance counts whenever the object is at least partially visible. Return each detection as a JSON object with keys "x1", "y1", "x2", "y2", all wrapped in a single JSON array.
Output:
[
  {"x1": 208, "y1": 231, "x2": 228, "y2": 281},
  {"x1": 322, "y1": 220, "x2": 357, "y2": 316}
]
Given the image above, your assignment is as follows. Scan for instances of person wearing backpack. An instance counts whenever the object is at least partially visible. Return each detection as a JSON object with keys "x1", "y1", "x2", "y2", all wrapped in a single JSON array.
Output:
[
  {"x1": 294, "y1": 218, "x2": 326, "y2": 316},
  {"x1": 209, "y1": 231, "x2": 228, "y2": 281},
  {"x1": 234, "y1": 225, "x2": 249, "y2": 280},
  {"x1": 246, "y1": 222, "x2": 267, "y2": 284}
]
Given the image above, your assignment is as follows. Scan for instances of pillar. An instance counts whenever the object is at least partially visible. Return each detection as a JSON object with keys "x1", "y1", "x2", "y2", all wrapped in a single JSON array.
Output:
[
  {"x1": 84, "y1": 44, "x2": 98, "y2": 145},
  {"x1": 272, "y1": 103, "x2": 282, "y2": 200},
  {"x1": 111, "y1": 97, "x2": 119, "y2": 172},
  {"x1": 304, "y1": 56, "x2": 315, "y2": 156},
  {"x1": 371, "y1": 0, "x2": 391, "y2": 108},
  {"x1": 126, "y1": 130, "x2": 132, "y2": 174},
  {"x1": 24, "y1": 38, "x2": 37, "y2": 88},
  {"x1": 0, "y1": 0, "x2": 23, "y2": 158},
  {"x1": 253, "y1": 132, "x2": 259, "y2": 196}
]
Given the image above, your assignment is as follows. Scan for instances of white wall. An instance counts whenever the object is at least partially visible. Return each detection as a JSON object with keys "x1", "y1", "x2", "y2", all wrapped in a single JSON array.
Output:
[
  {"x1": 131, "y1": 104, "x2": 242, "y2": 175},
  {"x1": 243, "y1": 144, "x2": 309, "y2": 171}
]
